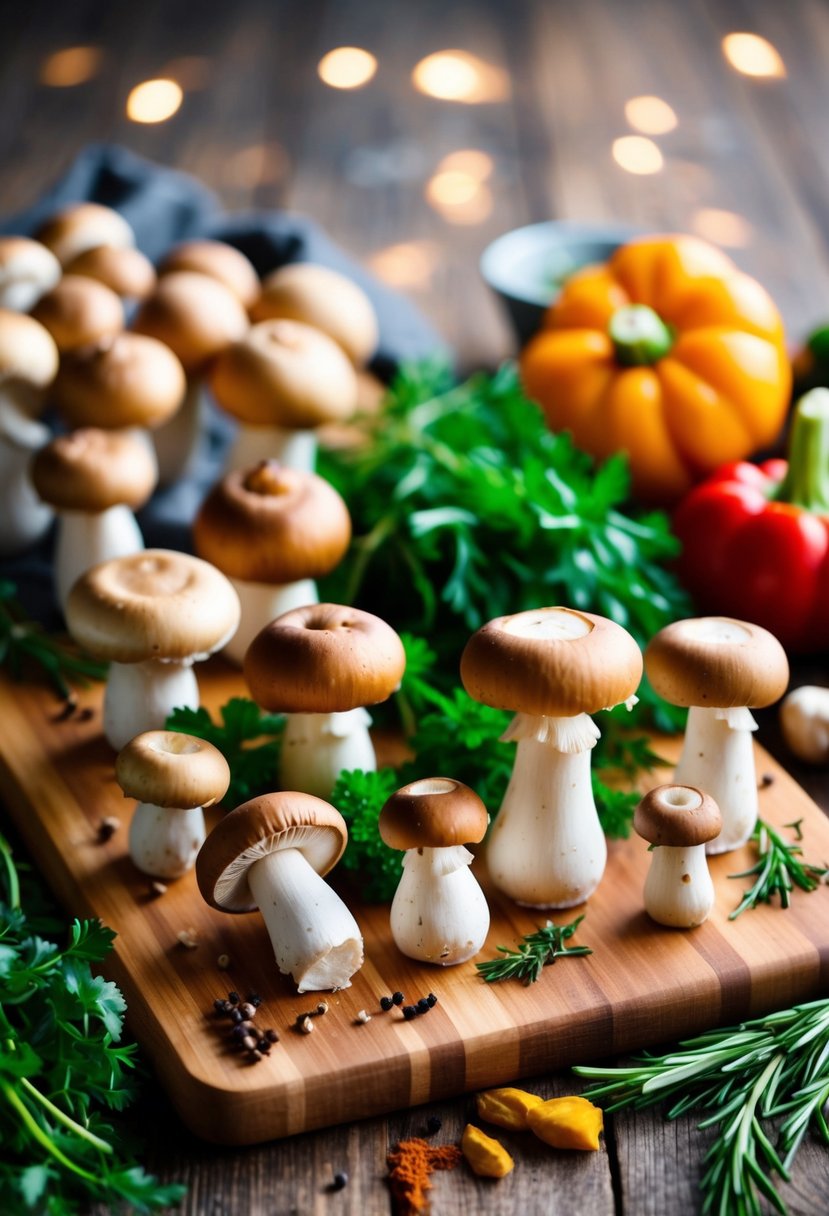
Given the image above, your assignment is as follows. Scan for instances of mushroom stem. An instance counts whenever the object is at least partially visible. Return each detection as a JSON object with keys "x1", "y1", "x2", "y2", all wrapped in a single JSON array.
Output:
[
  {"x1": 152, "y1": 378, "x2": 203, "y2": 485},
  {"x1": 0, "y1": 411, "x2": 53, "y2": 557},
  {"x1": 643, "y1": 844, "x2": 715, "y2": 928},
  {"x1": 103, "y1": 660, "x2": 199, "y2": 751},
  {"x1": 247, "y1": 846, "x2": 363, "y2": 992},
  {"x1": 226, "y1": 423, "x2": 316, "y2": 474},
  {"x1": 279, "y1": 709, "x2": 376, "y2": 799},
  {"x1": 390, "y1": 846, "x2": 490, "y2": 965},
  {"x1": 128, "y1": 802, "x2": 205, "y2": 879},
  {"x1": 55, "y1": 506, "x2": 144, "y2": 612},
  {"x1": 674, "y1": 705, "x2": 758, "y2": 854},
  {"x1": 487, "y1": 712, "x2": 606, "y2": 908},
  {"x1": 223, "y1": 576, "x2": 318, "y2": 667}
]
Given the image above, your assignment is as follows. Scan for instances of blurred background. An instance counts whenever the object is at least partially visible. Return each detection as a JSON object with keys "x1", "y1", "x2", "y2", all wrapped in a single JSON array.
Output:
[{"x1": 2, "y1": 0, "x2": 828, "y2": 368}]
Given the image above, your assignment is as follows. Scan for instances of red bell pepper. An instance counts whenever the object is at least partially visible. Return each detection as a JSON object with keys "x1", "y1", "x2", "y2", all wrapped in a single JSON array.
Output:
[{"x1": 673, "y1": 388, "x2": 829, "y2": 652}]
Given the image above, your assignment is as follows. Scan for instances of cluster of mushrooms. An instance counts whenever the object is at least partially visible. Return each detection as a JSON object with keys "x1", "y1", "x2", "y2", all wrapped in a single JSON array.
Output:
[{"x1": 0, "y1": 201, "x2": 793, "y2": 995}]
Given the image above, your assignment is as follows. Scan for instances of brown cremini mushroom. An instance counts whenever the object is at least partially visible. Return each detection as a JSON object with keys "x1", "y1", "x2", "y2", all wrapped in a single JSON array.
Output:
[
  {"x1": 461, "y1": 606, "x2": 643, "y2": 908},
  {"x1": 196, "y1": 791, "x2": 363, "y2": 992},
  {"x1": 117, "y1": 730, "x2": 230, "y2": 878},
  {"x1": 31, "y1": 275, "x2": 124, "y2": 353},
  {"x1": 0, "y1": 236, "x2": 61, "y2": 311},
  {"x1": 380, "y1": 778, "x2": 490, "y2": 965},
  {"x1": 193, "y1": 460, "x2": 352, "y2": 664},
  {"x1": 244, "y1": 603, "x2": 405, "y2": 798},
  {"x1": 251, "y1": 262, "x2": 378, "y2": 367},
  {"x1": 159, "y1": 239, "x2": 259, "y2": 308},
  {"x1": 35, "y1": 202, "x2": 135, "y2": 267},
  {"x1": 635, "y1": 785, "x2": 723, "y2": 927},
  {"x1": 64, "y1": 244, "x2": 156, "y2": 301},
  {"x1": 54, "y1": 332, "x2": 185, "y2": 432}
]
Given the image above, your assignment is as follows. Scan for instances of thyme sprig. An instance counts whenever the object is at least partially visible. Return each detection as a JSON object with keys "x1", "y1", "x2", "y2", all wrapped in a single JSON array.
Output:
[
  {"x1": 728, "y1": 818, "x2": 827, "y2": 921},
  {"x1": 475, "y1": 916, "x2": 592, "y2": 985},
  {"x1": 0, "y1": 581, "x2": 107, "y2": 701},
  {"x1": 575, "y1": 999, "x2": 829, "y2": 1216}
]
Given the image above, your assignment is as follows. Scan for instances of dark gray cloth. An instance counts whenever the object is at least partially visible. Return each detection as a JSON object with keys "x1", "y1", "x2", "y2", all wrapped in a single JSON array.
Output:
[{"x1": 1, "y1": 145, "x2": 448, "y2": 622}]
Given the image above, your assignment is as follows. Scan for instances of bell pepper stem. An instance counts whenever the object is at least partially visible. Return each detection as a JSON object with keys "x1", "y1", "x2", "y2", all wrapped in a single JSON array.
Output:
[
  {"x1": 777, "y1": 388, "x2": 829, "y2": 512},
  {"x1": 609, "y1": 305, "x2": 674, "y2": 367}
]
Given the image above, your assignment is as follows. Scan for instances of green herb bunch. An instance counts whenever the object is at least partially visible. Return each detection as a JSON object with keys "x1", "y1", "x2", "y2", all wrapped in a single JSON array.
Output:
[
  {"x1": 0, "y1": 836, "x2": 185, "y2": 1213},
  {"x1": 0, "y1": 581, "x2": 106, "y2": 702},
  {"x1": 729, "y1": 818, "x2": 827, "y2": 920},
  {"x1": 575, "y1": 999, "x2": 829, "y2": 1216}
]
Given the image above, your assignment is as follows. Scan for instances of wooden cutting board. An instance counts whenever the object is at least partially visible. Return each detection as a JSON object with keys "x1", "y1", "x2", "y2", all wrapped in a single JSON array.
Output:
[{"x1": 1, "y1": 661, "x2": 827, "y2": 1146}]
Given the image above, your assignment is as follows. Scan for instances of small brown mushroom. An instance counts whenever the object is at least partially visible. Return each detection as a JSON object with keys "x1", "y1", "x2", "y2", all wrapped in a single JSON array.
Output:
[{"x1": 635, "y1": 785, "x2": 723, "y2": 928}]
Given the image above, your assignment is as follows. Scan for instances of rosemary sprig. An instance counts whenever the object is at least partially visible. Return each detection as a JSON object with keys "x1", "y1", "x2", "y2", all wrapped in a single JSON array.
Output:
[
  {"x1": 476, "y1": 915, "x2": 592, "y2": 985},
  {"x1": 728, "y1": 818, "x2": 827, "y2": 920},
  {"x1": 0, "y1": 581, "x2": 107, "y2": 701},
  {"x1": 574, "y1": 999, "x2": 829, "y2": 1216}
]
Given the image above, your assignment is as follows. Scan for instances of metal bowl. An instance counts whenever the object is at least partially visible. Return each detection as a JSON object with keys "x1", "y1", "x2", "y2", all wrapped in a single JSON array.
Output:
[{"x1": 480, "y1": 220, "x2": 641, "y2": 346}]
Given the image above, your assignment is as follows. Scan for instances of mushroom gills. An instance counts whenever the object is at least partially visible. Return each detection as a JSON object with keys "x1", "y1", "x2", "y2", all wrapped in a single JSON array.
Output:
[
  {"x1": 128, "y1": 803, "x2": 205, "y2": 879},
  {"x1": 488, "y1": 714, "x2": 607, "y2": 909},
  {"x1": 643, "y1": 845, "x2": 715, "y2": 928},
  {"x1": 55, "y1": 506, "x2": 144, "y2": 612},
  {"x1": 674, "y1": 706, "x2": 758, "y2": 854},
  {"x1": 103, "y1": 660, "x2": 199, "y2": 751},
  {"x1": 223, "y1": 576, "x2": 318, "y2": 667},
  {"x1": 390, "y1": 846, "x2": 490, "y2": 965},
  {"x1": 247, "y1": 846, "x2": 363, "y2": 992},
  {"x1": 279, "y1": 708, "x2": 375, "y2": 800}
]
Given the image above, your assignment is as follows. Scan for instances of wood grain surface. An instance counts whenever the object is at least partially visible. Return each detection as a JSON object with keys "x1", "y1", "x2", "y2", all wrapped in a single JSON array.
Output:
[{"x1": 1, "y1": 661, "x2": 827, "y2": 1147}]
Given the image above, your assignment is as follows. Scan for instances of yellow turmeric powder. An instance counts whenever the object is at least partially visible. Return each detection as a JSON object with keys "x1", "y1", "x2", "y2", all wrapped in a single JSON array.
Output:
[{"x1": 386, "y1": 1137, "x2": 463, "y2": 1214}]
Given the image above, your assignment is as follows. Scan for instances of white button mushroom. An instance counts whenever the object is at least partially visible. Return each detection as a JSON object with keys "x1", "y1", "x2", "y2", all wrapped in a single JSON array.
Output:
[
  {"x1": 211, "y1": 318, "x2": 359, "y2": 474},
  {"x1": 0, "y1": 311, "x2": 59, "y2": 557},
  {"x1": 780, "y1": 686, "x2": 829, "y2": 765},
  {"x1": 193, "y1": 460, "x2": 352, "y2": 665},
  {"x1": 645, "y1": 617, "x2": 789, "y2": 854},
  {"x1": 65, "y1": 549, "x2": 240, "y2": 750},
  {"x1": 31, "y1": 428, "x2": 157, "y2": 612},
  {"x1": 159, "y1": 239, "x2": 259, "y2": 309},
  {"x1": 133, "y1": 270, "x2": 249, "y2": 484},
  {"x1": 116, "y1": 730, "x2": 230, "y2": 879},
  {"x1": 244, "y1": 603, "x2": 406, "y2": 799},
  {"x1": 250, "y1": 263, "x2": 379, "y2": 368},
  {"x1": 461, "y1": 606, "x2": 643, "y2": 909},
  {"x1": 0, "y1": 237, "x2": 61, "y2": 312},
  {"x1": 635, "y1": 785, "x2": 723, "y2": 928},
  {"x1": 379, "y1": 778, "x2": 490, "y2": 965},
  {"x1": 196, "y1": 791, "x2": 364, "y2": 993}
]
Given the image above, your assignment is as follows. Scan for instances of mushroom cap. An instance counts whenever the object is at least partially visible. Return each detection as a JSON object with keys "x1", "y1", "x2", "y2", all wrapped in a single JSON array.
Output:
[
  {"x1": 461, "y1": 607, "x2": 643, "y2": 718},
  {"x1": 30, "y1": 275, "x2": 124, "y2": 353},
  {"x1": 251, "y1": 263, "x2": 379, "y2": 367},
  {"x1": 0, "y1": 310, "x2": 59, "y2": 396},
  {"x1": 159, "y1": 240, "x2": 259, "y2": 308},
  {"x1": 244, "y1": 603, "x2": 406, "y2": 713},
  {"x1": 0, "y1": 237, "x2": 61, "y2": 307},
  {"x1": 64, "y1": 244, "x2": 156, "y2": 300},
  {"x1": 379, "y1": 778, "x2": 488, "y2": 850},
  {"x1": 634, "y1": 784, "x2": 723, "y2": 848},
  {"x1": 193, "y1": 461, "x2": 352, "y2": 583},
  {"x1": 209, "y1": 318, "x2": 359, "y2": 430},
  {"x1": 132, "y1": 271, "x2": 249, "y2": 371},
  {"x1": 66, "y1": 549, "x2": 241, "y2": 663},
  {"x1": 34, "y1": 202, "x2": 135, "y2": 266},
  {"x1": 116, "y1": 730, "x2": 230, "y2": 809},
  {"x1": 644, "y1": 617, "x2": 789, "y2": 709},
  {"x1": 54, "y1": 332, "x2": 186, "y2": 430},
  {"x1": 196, "y1": 791, "x2": 348, "y2": 912},
  {"x1": 31, "y1": 427, "x2": 157, "y2": 512}
]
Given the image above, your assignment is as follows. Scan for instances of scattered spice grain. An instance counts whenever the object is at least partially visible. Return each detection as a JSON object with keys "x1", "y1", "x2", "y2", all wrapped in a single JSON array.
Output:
[
  {"x1": 316, "y1": 1001, "x2": 329, "y2": 1015},
  {"x1": 355, "y1": 1009, "x2": 371, "y2": 1024},
  {"x1": 299, "y1": 1015, "x2": 314, "y2": 1035},
  {"x1": 425, "y1": 1116, "x2": 442, "y2": 1135},
  {"x1": 386, "y1": 1138, "x2": 463, "y2": 1215},
  {"x1": 380, "y1": 995, "x2": 394, "y2": 1012},
  {"x1": 216, "y1": 953, "x2": 231, "y2": 969},
  {"x1": 402, "y1": 1005, "x2": 418, "y2": 1021},
  {"x1": 759, "y1": 772, "x2": 775, "y2": 788},
  {"x1": 76, "y1": 707, "x2": 95, "y2": 723},
  {"x1": 392, "y1": 991, "x2": 405, "y2": 1006},
  {"x1": 330, "y1": 1171, "x2": 348, "y2": 1191},
  {"x1": 149, "y1": 880, "x2": 168, "y2": 898},
  {"x1": 97, "y1": 816, "x2": 120, "y2": 842},
  {"x1": 176, "y1": 928, "x2": 199, "y2": 949},
  {"x1": 53, "y1": 697, "x2": 77, "y2": 722},
  {"x1": 264, "y1": 1029, "x2": 279, "y2": 1043}
]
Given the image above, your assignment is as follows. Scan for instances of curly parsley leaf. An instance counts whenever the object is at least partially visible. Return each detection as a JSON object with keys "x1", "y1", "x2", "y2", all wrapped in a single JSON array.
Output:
[
  {"x1": 166, "y1": 697, "x2": 285, "y2": 807},
  {"x1": 330, "y1": 768, "x2": 402, "y2": 902}
]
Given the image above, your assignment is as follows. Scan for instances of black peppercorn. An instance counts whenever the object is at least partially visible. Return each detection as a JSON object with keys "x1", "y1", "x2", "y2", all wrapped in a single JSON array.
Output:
[
  {"x1": 227, "y1": 991, "x2": 240, "y2": 1005},
  {"x1": 392, "y1": 991, "x2": 405, "y2": 1006},
  {"x1": 230, "y1": 1008, "x2": 243, "y2": 1024},
  {"x1": 265, "y1": 1029, "x2": 279, "y2": 1043},
  {"x1": 416, "y1": 998, "x2": 430, "y2": 1014},
  {"x1": 380, "y1": 996, "x2": 393, "y2": 1012},
  {"x1": 213, "y1": 998, "x2": 228, "y2": 1015},
  {"x1": 425, "y1": 1115, "x2": 442, "y2": 1134},
  {"x1": 402, "y1": 1005, "x2": 417, "y2": 1020},
  {"x1": 331, "y1": 1171, "x2": 348, "y2": 1191},
  {"x1": 427, "y1": 993, "x2": 438, "y2": 1007},
  {"x1": 247, "y1": 992, "x2": 262, "y2": 1007}
]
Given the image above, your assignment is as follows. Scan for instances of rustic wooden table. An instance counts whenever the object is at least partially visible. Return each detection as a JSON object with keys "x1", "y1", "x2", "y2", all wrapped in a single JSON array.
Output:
[{"x1": 2, "y1": 0, "x2": 829, "y2": 1211}]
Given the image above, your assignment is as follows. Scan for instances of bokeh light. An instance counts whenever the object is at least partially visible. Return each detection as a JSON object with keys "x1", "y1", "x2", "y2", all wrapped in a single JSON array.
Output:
[
  {"x1": 40, "y1": 46, "x2": 102, "y2": 87},
  {"x1": 692, "y1": 208, "x2": 753, "y2": 248},
  {"x1": 436, "y1": 149, "x2": 494, "y2": 179},
  {"x1": 624, "y1": 95, "x2": 678, "y2": 135},
  {"x1": 317, "y1": 47, "x2": 377, "y2": 90},
  {"x1": 425, "y1": 171, "x2": 493, "y2": 224},
  {"x1": 722, "y1": 33, "x2": 786, "y2": 77},
  {"x1": 367, "y1": 241, "x2": 440, "y2": 290},
  {"x1": 412, "y1": 51, "x2": 510, "y2": 104},
  {"x1": 126, "y1": 79, "x2": 184, "y2": 124},
  {"x1": 612, "y1": 136, "x2": 664, "y2": 174}
]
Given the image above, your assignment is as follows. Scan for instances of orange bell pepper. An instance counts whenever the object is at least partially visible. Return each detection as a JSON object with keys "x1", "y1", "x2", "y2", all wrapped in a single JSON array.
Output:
[{"x1": 520, "y1": 235, "x2": 791, "y2": 503}]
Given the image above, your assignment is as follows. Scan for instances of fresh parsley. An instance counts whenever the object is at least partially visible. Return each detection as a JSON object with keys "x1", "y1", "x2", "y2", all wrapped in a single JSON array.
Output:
[
  {"x1": 476, "y1": 916, "x2": 592, "y2": 985},
  {"x1": 575, "y1": 999, "x2": 829, "y2": 1216},
  {"x1": 166, "y1": 698, "x2": 285, "y2": 808},
  {"x1": 0, "y1": 581, "x2": 106, "y2": 702},
  {"x1": 0, "y1": 834, "x2": 185, "y2": 1213},
  {"x1": 728, "y1": 818, "x2": 827, "y2": 920}
]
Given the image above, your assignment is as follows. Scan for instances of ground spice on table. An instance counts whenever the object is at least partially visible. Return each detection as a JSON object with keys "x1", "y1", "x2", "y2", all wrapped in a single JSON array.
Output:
[{"x1": 386, "y1": 1137, "x2": 463, "y2": 1214}]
